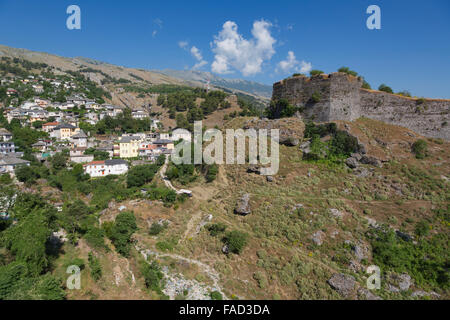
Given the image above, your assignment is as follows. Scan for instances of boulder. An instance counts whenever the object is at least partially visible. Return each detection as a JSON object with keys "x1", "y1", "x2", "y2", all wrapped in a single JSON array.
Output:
[
  {"x1": 312, "y1": 230, "x2": 325, "y2": 246},
  {"x1": 357, "y1": 288, "x2": 382, "y2": 300},
  {"x1": 396, "y1": 230, "x2": 413, "y2": 242},
  {"x1": 235, "y1": 193, "x2": 251, "y2": 216},
  {"x1": 266, "y1": 176, "x2": 274, "y2": 182},
  {"x1": 360, "y1": 155, "x2": 382, "y2": 168},
  {"x1": 327, "y1": 273, "x2": 356, "y2": 297},
  {"x1": 345, "y1": 157, "x2": 359, "y2": 169},
  {"x1": 279, "y1": 136, "x2": 300, "y2": 147},
  {"x1": 247, "y1": 165, "x2": 261, "y2": 174},
  {"x1": 222, "y1": 245, "x2": 229, "y2": 254}
]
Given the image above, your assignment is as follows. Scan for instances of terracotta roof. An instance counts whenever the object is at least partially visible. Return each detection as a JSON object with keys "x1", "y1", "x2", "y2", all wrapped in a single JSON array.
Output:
[{"x1": 43, "y1": 122, "x2": 59, "y2": 126}]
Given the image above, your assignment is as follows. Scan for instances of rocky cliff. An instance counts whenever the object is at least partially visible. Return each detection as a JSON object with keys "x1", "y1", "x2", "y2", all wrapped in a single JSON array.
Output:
[{"x1": 272, "y1": 73, "x2": 450, "y2": 140}]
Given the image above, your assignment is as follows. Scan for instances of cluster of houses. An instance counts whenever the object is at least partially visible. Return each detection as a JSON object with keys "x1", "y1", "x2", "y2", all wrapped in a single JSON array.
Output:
[{"x1": 0, "y1": 128, "x2": 29, "y2": 175}]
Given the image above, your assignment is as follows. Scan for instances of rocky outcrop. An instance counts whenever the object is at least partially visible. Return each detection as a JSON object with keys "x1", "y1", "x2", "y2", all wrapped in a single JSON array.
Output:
[
  {"x1": 234, "y1": 193, "x2": 251, "y2": 216},
  {"x1": 327, "y1": 273, "x2": 356, "y2": 298}
]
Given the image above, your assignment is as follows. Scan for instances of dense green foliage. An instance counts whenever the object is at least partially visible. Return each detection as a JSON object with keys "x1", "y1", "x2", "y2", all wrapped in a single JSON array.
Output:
[
  {"x1": 88, "y1": 252, "x2": 102, "y2": 281},
  {"x1": 369, "y1": 227, "x2": 449, "y2": 290},
  {"x1": 378, "y1": 84, "x2": 394, "y2": 94},
  {"x1": 141, "y1": 260, "x2": 164, "y2": 293},
  {"x1": 265, "y1": 98, "x2": 299, "y2": 119},
  {"x1": 223, "y1": 230, "x2": 248, "y2": 254},
  {"x1": 127, "y1": 164, "x2": 160, "y2": 188},
  {"x1": 107, "y1": 211, "x2": 137, "y2": 257},
  {"x1": 412, "y1": 139, "x2": 428, "y2": 159},
  {"x1": 303, "y1": 122, "x2": 358, "y2": 161},
  {"x1": 310, "y1": 70, "x2": 324, "y2": 76}
]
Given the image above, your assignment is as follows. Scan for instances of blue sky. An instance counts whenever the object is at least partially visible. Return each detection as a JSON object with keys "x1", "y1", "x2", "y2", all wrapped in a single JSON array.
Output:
[{"x1": 0, "y1": 0, "x2": 449, "y2": 98}]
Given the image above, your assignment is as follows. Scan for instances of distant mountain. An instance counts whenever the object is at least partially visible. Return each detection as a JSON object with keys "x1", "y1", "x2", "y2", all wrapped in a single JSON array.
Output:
[{"x1": 154, "y1": 69, "x2": 273, "y2": 98}]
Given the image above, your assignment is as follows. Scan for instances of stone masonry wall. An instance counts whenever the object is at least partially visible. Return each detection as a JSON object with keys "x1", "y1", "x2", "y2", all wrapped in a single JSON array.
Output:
[{"x1": 272, "y1": 73, "x2": 450, "y2": 140}]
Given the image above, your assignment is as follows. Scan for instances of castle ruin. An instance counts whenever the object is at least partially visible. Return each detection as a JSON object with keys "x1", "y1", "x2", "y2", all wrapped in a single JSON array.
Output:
[{"x1": 272, "y1": 73, "x2": 450, "y2": 140}]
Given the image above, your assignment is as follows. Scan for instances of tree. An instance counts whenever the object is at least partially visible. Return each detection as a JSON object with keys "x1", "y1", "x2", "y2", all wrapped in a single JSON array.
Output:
[
  {"x1": 15, "y1": 165, "x2": 39, "y2": 184},
  {"x1": 378, "y1": 84, "x2": 394, "y2": 94},
  {"x1": 2, "y1": 211, "x2": 52, "y2": 276},
  {"x1": 127, "y1": 164, "x2": 158, "y2": 188},
  {"x1": 141, "y1": 260, "x2": 164, "y2": 293},
  {"x1": 51, "y1": 152, "x2": 68, "y2": 171},
  {"x1": 109, "y1": 211, "x2": 137, "y2": 256}
]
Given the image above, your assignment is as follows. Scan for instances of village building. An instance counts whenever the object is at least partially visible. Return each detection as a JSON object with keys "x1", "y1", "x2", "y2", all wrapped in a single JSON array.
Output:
[
  {"x1": 116, "y1": 135, "x2": 142, "y2": 158},
  {"x1": 83, "y1": 159, "x2": 128, "y2": 177},
  {"x1": 0, "y1": 156, "x2": 30, "y2": 175}
]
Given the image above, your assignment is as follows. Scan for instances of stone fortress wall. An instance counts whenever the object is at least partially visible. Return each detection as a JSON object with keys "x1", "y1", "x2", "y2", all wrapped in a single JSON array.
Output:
[{"x1": 272, "y1": 73, "x2": 450, "y2": 140}]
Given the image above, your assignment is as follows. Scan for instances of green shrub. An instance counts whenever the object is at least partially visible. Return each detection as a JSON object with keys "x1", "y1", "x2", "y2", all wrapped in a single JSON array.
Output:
[
  {"x1": 415, "y1": 221, "x2": 430, "y2": 237},
  {"x1": 311, "y1": 91, "x2": 321, "y2": 103},
  {"x1": 378, "y1": 84, "x2": 394, "y2": 94},
  {"x1": 412, "y1": 139, "x2": 428, "y2": 159},
  {"x1": 149, "y1": 222, "x2": 167, "y2": 236},
  {"x1": 84, "y1": 227, "x2": 106, "y2": 250},
  {"x1": 210, "y1": 291, "x2": 223, "y2": 300},
  {"x1": 141, "y1": 260, "x2": 164, "y2": 293},
  {"x1": 88, "y1": 252, "x2": 102, "y2": 281},
  {"x1": 207, "y1": 223, "x2": 227, "y2": 236},
  {"x1": 223, "y1": 230, "x2": 248, "y2": 254},
  {"x1": 309, "y1": 70, "x2": 324, "y2": 76}
]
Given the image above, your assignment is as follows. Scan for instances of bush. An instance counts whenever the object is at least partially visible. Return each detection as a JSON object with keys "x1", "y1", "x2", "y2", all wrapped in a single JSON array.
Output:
[
  {"x1": 338, "y1": 67, "x2": 358, "y2": 76},
  {"x1": 210, "y1": 291, "x2": 223, "y2": 300},
  {"x1": 88, "y1": 252, "x2": 102, "y2": 281},
  {"x1": 141, "y1": 260, "x2": 164, "y2": 293},
  {"x1": 415, "y1": 221, "x2": 430, "y2": 237},
  {"x1": 108, "y1": 211, "x2": 137, "y2": 256},
  {"x1": 149, "y1": 222, "x2": 167, "y2": 236},
  {"x1": 369, "y1": 227, "x2": 448, "y2": 290},
  {"x1": 223, "y1": 231, "x2": 248, "y2": 254},
  {"x1": 127, "y1": 164, "x2": 159, "y2": 188},
  {"x1": 207, "y1": 223, "x2": 227, "y2": 236},
  {"x1": 309, "y1": 70, "x2": 324, "y2": 76},
  {"x1": 84, "y1": 227, "x2": 106, "y2": 250},
  {"x1": 311, "y1": 91, "x2": 321, "y2": 103},
  {"x1": 378, "y1": 84, "x2": 394, "y2": 94},
  {"x1": 412, "y1": 139, "x2": 428, "y2": 159}
]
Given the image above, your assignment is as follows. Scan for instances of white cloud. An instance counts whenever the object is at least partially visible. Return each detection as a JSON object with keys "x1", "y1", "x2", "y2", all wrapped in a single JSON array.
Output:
[
  {"x1": 190, "y1": 46, "x2": 207, "y2": 70},
  {"x1": 211, "y1": 20, "x2": 276, "y2": 76},
  {"x1": 276, "y1": 51, "x2": 312, "y2": 74},
  {"x1": 178, "y1": 41, "x2": 189, "y2": 49},
  {"x1": 152, "y1": 30, "x2": 158, "y2": 38},
  {"x1": 299, "y1": 61, "x2": 313, "y2": 74},
  {"x1": 153, "y1": 18, "x2": 163, "y2": 29}
]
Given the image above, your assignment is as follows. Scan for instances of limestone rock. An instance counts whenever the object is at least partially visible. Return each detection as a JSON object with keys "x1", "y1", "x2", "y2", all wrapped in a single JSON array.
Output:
[
  {"x1": 235, "y1": 193, "x2": 251, "y2": 216},
  {"x1": 312, "y1": 230, "x2": 325, "y2": 246},
  {"x1": 358, "y1": 288, "x2": 382, "y2": 300},
  {"x1": 345, "y1": 157, "x2": 359, "y2": 169},
  {"x1": 327, "y1": 273, "x2": 356, "y2": 297},
  {"x1": 279, "y1": 136, "x2": 300, "y2": 147},
  {"x1": 360, "y1": 155, "x2": 382, "y2": 168}
]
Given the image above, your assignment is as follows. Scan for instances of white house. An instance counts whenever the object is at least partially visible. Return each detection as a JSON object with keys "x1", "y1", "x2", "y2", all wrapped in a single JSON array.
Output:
[
  {"x1": 0, "y1": 156, "x2": 30, "y2": 175},
  {"x1": 83, "y1": 159, "x2": 128, "y2": 177}
]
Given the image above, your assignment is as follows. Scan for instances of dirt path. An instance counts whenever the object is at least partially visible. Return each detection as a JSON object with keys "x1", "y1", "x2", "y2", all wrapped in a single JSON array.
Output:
[{"x1": 135, "y1": 244, "x2": 229, "y2": 300}]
